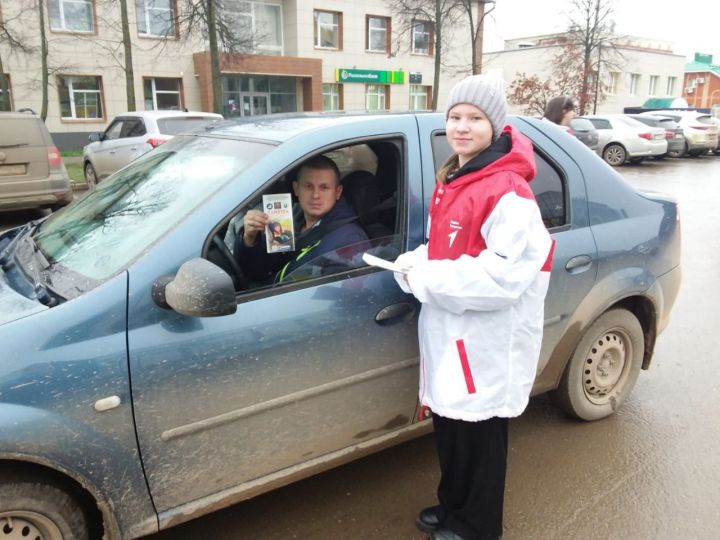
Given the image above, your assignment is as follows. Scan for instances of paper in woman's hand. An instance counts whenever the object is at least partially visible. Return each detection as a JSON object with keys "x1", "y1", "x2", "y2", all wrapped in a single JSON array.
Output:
[{"x1": 362, "y1": 252, "x2": 408, "y2": 273}]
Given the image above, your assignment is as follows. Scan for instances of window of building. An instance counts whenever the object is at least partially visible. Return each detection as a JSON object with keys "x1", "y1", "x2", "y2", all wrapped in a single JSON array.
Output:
[
  {"x1": 58, "y1": 76, "x2": 103, "y2": 119},
  {"x1": 49, "y1": 0, "x2": 94, "y2": 32},
  {"x1": 144, "y1": 78, "x2": 182, "y2": 110},
  {"x1": 314, "y1": 10, "x2": 341, "y2": 50},
  {"x1": 666, "y1": 76, "x2": 676, "y2": 96},
  {"x1": 221, "y1": 75, "x2": 297, "y2": 117},
  {"x1": 409, "y1": 85, "x2": 430, "y2": 110},
  {"x1": 136, "y1": 0, "x2": 176, "y2": 37},
  {"x1": 411, "y1": 20, "x2": 432, "y2": 55},
  {"x1": 648, "y1": 75, "x2": 659, "y2": 96},
  {"x1": 607, "y1": 72, "x2": 620, "y2": 95},
  {"x1": 0, "y1": 75, "x2": 12, "y2": 111},
  {"x1": 366, "y1": 15, "x2": 389, "y2": 53},
  {"x1": 366, "y1": 84, "x2": 388, "y2": 110},
  {"x1": 629, "y1": 73, "x2": 640, "y2": 96},
  {"x1": 323, "y1": 83, "x2": 342, "y2": 111},
  {"x1": 226, "y1": 1, "x2": 283, "y2": 55}
]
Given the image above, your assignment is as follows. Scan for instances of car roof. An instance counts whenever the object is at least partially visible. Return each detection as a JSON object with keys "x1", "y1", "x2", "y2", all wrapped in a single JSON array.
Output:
[
  {"x1": 116, "y1": 110, "x2": 223, "y2": 119},
  {"x1": 203, "y1": 111, "x2": 439, "y2": 144},
  {"x1": 0, "y1": 111, "x2": 41, "y2": 120}
]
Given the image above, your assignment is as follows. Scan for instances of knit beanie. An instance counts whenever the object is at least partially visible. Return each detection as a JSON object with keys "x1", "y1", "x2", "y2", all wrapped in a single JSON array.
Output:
[{"x1": 445, "y1": 75, "x2": 507, "y2": 141}]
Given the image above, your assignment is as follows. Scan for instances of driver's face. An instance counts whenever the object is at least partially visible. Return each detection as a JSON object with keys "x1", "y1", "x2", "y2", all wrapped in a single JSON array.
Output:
[{"x1": 293, "y1": 167, "x2": 342, "y2": 222}]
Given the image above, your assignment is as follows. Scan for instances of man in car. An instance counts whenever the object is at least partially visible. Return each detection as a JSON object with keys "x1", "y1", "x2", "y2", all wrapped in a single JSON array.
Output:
[{"x1": 234, "y1": 156, "x2": 369, "y2": 284}]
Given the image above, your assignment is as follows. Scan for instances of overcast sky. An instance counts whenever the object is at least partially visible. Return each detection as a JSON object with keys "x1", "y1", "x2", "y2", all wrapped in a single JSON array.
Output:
[{"x1": 483, "y1": 0, "x2": 720, "y2": 64}]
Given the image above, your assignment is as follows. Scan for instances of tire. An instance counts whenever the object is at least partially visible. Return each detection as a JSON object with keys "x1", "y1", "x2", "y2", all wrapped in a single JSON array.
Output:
[
  {"x1": 602, "y1": 144, "x2": 626, "y2": 166},
  {"x1": 84, "y1": 162, "x2": 97, "y2": 188},
  {"x1": 0, "y1": 478, "x2": 89, "y2": 540},
  {"x1": 551, "y1": 309, "x2": 644, "y2": 421}
]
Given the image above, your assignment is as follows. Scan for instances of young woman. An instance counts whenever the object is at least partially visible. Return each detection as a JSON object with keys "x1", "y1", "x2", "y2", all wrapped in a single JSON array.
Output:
[
  {"x1": 394, "y1": 75, "x2": 554, "y2": 540},
  {"x1": 543, "y1": 95, "x2": 576, "y2": 134}
]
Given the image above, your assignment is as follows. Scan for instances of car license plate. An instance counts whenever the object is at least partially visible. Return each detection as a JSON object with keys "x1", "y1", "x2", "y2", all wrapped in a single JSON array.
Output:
[
  {"x1": 0, "y1": 164, "x2": 26, "y2": 176},
  {"x1": 675, "y1": 134, "x2": 683, "y2": 139}
]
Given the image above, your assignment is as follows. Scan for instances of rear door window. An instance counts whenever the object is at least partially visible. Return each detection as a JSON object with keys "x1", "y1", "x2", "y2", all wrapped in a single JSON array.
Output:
[
  {"x1": 587, "y1": 118, "x2": 611, "y2": 130},
  {"x1": 121, "y1": 118, "x2": 147, "y2": 138}
]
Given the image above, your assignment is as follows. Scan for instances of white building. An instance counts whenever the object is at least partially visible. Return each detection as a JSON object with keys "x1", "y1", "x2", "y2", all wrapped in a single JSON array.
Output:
[
  {"x1": 0, "y1": 0, "x2": 472, "y2": 148},
  {"x1": 482, "y1": 33, "x2": 687, "y2": 114}
]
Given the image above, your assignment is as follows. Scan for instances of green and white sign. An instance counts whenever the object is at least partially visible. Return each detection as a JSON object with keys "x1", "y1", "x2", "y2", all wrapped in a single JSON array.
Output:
[{"x1": 335, "y1": 68, "x2": 405, "y2": 84}]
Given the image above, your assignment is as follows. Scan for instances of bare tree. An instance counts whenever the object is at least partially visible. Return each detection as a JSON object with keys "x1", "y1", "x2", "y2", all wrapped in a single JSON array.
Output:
[
  {"x1": 455, "y1": 0, "x2": 496, "y2": 74},
  {"x1": 118, "y1": 0, "x2": 136, "y2": 111},
  {"x1": 386, "y1": 0, "x2": 464, "y2": 110},
  {"x1": 177, "y1": 1, "x2": 263, "y2": 114},
  {"x1": 509, "y1": 0, "x2": 624, "y2": 115},
  {"x1": 0, "y1": 2, "x2": 34, "y2": 111}
]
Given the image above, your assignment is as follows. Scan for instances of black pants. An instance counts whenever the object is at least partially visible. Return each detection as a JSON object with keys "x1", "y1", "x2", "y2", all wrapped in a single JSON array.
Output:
[{"x1": 432, "y1": 413, "x2": 509, "y2": 540}]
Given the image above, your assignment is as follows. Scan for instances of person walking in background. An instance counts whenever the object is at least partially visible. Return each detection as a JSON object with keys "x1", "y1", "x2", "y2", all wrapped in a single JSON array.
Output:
[
  {"x1": 543, "y1": 95, "x2": 576, "y2": 134},
  {"x1": 393, "y1": 75, "x2": 554, "y2": 540}
]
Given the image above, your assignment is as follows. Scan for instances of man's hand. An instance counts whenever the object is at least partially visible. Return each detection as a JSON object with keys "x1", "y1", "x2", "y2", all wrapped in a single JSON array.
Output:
[{"x1": 243, "y1": 210, "x2": 269, "y2": 247}]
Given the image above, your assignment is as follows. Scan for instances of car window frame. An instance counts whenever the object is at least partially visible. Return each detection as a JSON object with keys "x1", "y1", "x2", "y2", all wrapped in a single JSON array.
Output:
[
  {"x1": 203, "y1": 133, "x2": 409, "y2": 305},
  {"x1": 103, "y1": 118, "x2": 125, "y2": 141}
]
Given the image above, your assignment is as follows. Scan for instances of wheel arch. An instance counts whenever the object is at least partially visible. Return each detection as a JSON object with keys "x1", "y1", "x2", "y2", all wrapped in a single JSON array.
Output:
[
  {"x1": 0, "y1": 456, "x2": 119, "y2": 540},
  {"x1": 610, "y1": 295, "x2": 657, "y2": 370}
]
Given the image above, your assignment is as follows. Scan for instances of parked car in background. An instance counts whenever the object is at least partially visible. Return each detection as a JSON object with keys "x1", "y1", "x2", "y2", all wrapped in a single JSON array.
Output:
[
  {"x1": 628, "y1": 114, "x2": 686, "y2": 158},
  {"x1": 709, "y1": 117, "x2": 720, "y2": 155},
  {"x1": 82, "y1": 110, "x2": 223, "y2": 185},
  {"x1": 0, "y1": 112, "x2": 681, "y2": 539},
  {"x1": 583, "y1": 114, "x2": 668, "y2": 166},
  {"x1": 569, "y1": 117, "x2": 599, "y2": 153},
  {"x1": 0, "y1": 110, "x2": 73, "y2": 212},
  {"x1": 640, "y1": 110, "x2": 719, "y2": 157}
]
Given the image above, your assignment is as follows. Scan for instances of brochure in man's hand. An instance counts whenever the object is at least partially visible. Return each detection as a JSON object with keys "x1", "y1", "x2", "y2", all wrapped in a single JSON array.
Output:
[
  {"x1": 263, "y1": 193, "x2": 295, "y2": 253},
  {"x1": 362, "y1": 252, "x2": 407, "y2": 273}
]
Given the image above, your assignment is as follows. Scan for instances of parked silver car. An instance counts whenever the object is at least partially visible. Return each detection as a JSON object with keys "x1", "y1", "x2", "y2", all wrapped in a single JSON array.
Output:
[
  {"x1": 628, "y1": 114, "x2": 686, "y2": 158},
  {"x1": 640, "y1": 110, "x2": 719, "y2": 157},
  {"x1": 82, "y1": 110, "x2": 223, "y2": 185},
  {"x1": 583, "y1": 114, "x2": 668, "y2": 166},
  {"x1": 569, "y1": 117, "x2": 599, "y2": 153}
]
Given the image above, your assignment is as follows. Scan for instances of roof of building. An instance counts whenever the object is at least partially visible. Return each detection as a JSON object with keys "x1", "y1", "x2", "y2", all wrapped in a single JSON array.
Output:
[
  {"x1": 684, "y1": 60, "x2": 720, "y2": 76},
  {"x1": 643, "y1": 97, "x2": 690, "y2": 109}
]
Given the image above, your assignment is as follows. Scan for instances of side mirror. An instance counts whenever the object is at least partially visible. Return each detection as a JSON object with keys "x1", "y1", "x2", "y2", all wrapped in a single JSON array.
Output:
[
  {"x1": 88, "y1": 132, "x2": 102, "y2": 143},
  {"x1": 152, "y1": 258, "x2": 237, "y2": 317}
]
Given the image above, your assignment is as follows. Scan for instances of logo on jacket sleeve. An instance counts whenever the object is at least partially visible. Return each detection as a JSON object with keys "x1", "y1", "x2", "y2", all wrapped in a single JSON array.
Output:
[{"x1": 448, "y1": 220, "x2": 462, "y2": 248}]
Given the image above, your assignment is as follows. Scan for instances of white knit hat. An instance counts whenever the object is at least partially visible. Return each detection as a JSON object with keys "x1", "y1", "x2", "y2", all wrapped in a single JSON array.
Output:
[{"x1": 445, "y1": 75, "x2": 507, "y2": 141}]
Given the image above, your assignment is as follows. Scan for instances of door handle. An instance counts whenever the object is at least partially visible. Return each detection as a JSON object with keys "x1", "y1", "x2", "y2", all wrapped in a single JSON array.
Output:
[
  {"x1": 565, "y1": 255, "x2": 593, "y2": 273},
  {"x1": 375, "y1": 302, "x2": 416, "y2": 325},
  {"x1": 109, "y1": 150, "x2": 116, "y2": 154},
  {"x1": 130, "y1": 146, "x2": 137, "y2": 151}
]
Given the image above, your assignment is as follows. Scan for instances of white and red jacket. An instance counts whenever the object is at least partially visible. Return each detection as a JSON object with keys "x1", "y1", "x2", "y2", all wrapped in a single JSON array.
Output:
[{"x1": 395, "y1": 125, "x2": 554, "y2": 421}]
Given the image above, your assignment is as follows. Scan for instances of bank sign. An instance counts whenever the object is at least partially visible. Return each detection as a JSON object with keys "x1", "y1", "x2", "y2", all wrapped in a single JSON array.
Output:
[{"x1": 336, "y1": 68, "x2": 405, "y2": 84}]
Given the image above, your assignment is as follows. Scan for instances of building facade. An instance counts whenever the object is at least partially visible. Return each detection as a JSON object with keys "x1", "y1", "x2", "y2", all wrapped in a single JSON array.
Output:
[
  {"x1": 0, "y1": 0, "x2": 471, "y2": 148},
  {"x1": 482, "y1": 33, "x2": 687, "y2": 115},
  {"x1": 682, "y1": 53, "x2": 720, "y2": 110}
]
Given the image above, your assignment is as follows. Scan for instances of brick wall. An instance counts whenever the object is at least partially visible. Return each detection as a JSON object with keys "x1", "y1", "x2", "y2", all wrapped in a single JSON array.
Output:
[{"x1": 192, "y1": 52, "x2": 323, "y2": 113}]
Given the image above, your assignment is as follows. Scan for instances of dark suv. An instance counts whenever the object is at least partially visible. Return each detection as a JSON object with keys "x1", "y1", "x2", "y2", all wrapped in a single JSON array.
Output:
[{"x1": 0, "y1": 110, "x2": 73, "y2": 212}]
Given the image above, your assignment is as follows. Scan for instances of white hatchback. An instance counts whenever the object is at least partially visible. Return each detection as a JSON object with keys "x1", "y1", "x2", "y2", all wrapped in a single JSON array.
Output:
[
  {"x1": 583, "y1": 114, "x2": 668, "y2": 166},
  {"x1": 82, "y1": 110, "x2": 223, "y2": 185}
]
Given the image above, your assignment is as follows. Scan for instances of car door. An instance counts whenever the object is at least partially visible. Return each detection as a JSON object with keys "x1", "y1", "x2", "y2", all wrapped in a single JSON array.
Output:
[
  {"x1": 126, "y1": 124, "x2": 425, "y2": 515},
  {"x1": 109, "y1": 116, "x2": 148, "y2": 171},
  {"x1": 91, "y1": 118, "x2": 124, "y2": 178},
  {"x1": 416, "y1": 114, "x2": 599, "y2": 385}
]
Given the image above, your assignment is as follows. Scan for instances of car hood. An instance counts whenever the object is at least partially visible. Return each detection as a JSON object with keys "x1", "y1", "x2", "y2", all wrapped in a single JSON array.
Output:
[{"x1": 0, "y1": 271, "x2": 48, "y2": 326}]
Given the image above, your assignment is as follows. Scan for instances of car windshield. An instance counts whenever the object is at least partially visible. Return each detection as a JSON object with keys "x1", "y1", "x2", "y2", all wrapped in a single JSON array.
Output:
[
  {"x1": 157, "y1": 117, "x2": 221, "y2": 135},
  {"x1": 33, "y1": 135, "x2": 272, "y2": 284}
]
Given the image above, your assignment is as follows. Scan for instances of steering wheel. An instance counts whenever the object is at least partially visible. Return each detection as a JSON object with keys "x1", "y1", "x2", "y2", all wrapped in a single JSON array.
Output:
[{"x1": 212, "y1": 234, "x2": 249, "y2": 290}]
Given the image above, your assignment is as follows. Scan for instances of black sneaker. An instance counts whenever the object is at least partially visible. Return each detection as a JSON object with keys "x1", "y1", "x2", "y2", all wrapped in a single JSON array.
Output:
[{"x1": 416, "y1": 505, "x2": 443, "y2": 534}]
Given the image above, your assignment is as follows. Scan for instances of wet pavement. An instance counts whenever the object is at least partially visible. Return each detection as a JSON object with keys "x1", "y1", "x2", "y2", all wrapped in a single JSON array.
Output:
[{"x1": 2, "y1": 156, "x2": 718, "y2": 539}]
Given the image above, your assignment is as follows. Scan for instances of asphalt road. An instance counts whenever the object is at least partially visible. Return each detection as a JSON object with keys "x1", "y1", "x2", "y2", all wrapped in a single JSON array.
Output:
[{"x1": 2, "y1": 155, "x2": 718, "y2": 539}]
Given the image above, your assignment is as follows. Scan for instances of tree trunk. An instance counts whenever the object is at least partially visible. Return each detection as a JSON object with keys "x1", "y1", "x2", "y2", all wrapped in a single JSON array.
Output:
[
  {"x1": 432, "y1": 0, "x2": 441, "y2": 110},
  {"x1": 207, "y1": 0, "x2": 223, "y2": 115},
  {"x1": 0, "y1": 55, "x2": 10, "y2": 111},
  {"x1": 120, "y1": 0, "x2": 136, "y2": 111},
  {"x1": 38, "y1": 0, "x2": 49, "y2": 121}
]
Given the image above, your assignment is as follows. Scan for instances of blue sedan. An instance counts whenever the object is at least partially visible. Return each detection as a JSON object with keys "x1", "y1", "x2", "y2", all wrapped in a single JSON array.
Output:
[{"x1": 0, "y1": 112, "x2": 681, "y2": 539}]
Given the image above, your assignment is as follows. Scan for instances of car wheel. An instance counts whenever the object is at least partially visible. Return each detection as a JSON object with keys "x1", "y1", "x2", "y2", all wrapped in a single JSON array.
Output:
[
  {"x1": 602, "y1": 144, "x2": 626, "y2": 166},
  {"x1": 551, "y1": 309, "x2": 644, "y2": 421},
  {"x1": 0, "y1": 478, "x2": 89, "y2": 540},
  {"x1": 688, "y1": 149, "x2": 705, "y2": 157},
  {"x1": 84, "y1": 162, "x2": 98, "y2": 187}
]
